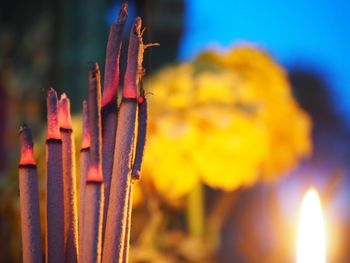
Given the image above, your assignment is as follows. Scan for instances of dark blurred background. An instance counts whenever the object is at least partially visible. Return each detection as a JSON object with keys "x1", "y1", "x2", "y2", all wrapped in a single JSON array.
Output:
[
  {"x1": 0, "y1": 0, "x2": 184, "y2": 173},
  {"x1": 1, "y1": 0, "x2": 350, "y2": 262}
]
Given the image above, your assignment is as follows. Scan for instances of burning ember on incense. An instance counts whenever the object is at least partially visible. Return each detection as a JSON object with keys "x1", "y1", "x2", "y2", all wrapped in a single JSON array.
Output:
[{"x1": 18, "y1": 3, "x2": 157, "y2": 262}]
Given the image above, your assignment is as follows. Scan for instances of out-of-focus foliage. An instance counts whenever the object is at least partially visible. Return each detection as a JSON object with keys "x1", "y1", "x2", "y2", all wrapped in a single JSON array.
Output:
[{"x1": 142, "y1": 45, "x2": 312, "y2": 199}]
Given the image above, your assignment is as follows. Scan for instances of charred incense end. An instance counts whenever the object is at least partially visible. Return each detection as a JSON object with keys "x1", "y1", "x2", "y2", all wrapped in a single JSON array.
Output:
[
  {"x1": 133, "y1": 17, "x2": 142, "y2": 36},
  {"x1": 102, "y1": 2, "x2": 128, "y2": 107},
  {"x1": 58, "y1": 93, "x2": 72, "y2": 130},
  {"x1": 131, "y1": 171, "x2": 141, "y2": 181},
  {"x1": 123, "y1": 17, "x2": 144, "y2": 99},
  {"x1": 117, "y1": 2, "x2": 128, "y2": 24},
  {"x1": 88, "y1": 61, "x2": 102, "y2": 150},
  {"x1": 47, "y1": 87, "x2": 60, "y2": 140},
  {"x1": 81, "y1": 100, "x2": 91, "y2": 149},
  {"x1": 19, "y1": 124, "x2": 36, "y2": 166}
]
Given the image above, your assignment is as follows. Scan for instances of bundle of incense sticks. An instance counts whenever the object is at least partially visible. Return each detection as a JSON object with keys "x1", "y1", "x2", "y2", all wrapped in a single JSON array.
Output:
[{"x1": 18, "y1": 3, "x2": 156, "y2": 263}]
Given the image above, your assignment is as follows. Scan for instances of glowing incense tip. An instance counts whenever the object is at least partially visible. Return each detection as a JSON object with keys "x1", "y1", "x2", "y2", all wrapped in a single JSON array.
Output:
[
  {"x1": 87, "y1": 165, "x2": 103, "y2": 183},
  {"x1": 81, "y1": 100, "x2": 90, "y2": 149},
  {"x1": 123, "y1": 17, "x2": 144, "y2": 99},
  {"x1": 122, "y1": 85, "x2": 137, "y2": 100},
  {"x1": 58, "y1": 93, "x2": 72, "y2": 130},
  {"x1": 19, "y1": 124, "x2": 36, "y2": 166},
  {"x1": 47, "y1": 87, "x2": 60, "y2": 139},
  {"x1": 137, "y1": 95, "x2": 144, "y2": 104},
  {"x1": 102, "y1": 1, "x2": 128, "y2": 107}
]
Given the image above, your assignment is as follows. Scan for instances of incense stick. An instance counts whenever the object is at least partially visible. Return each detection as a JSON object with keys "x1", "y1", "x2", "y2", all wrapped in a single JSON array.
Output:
[
  {"x1": 101, "y1": 94, "x2": 137, "y2": 263},
  {"x1": 83, "y1": 63, "x2": 104, "y2": 262},
  {"x1": 18, "y1": 124, "x2": 42, "y2": 263},
  {"x1": 88, "y1": 63, "x2": 103, "y2": 183},
  {"x1": 59, "y1": 93, "x2": 78, "y2": 263},
  {"x1": 18, "y1": 6, "x2": 154, "y2": 262},
  {"x1": 121, "y1": 185, "x2": 132, "y2": 263},
  {"x1": 83, "y1": 180, "x2": 104, "y2": 263},
  {"x1": 121, "y1": 87, "x2": 148, "y2": 263},
  {"x1": 101, "y1": 2, "x2": 128, "y2": 242},
  {"x1": 46, "y1": 88, "x2": 65, "y2": 263},
  {"x1": 102, "y1": 2, "x2": 127, "y2": 107},
  {"x1": 131, "y1": 88, "x2": 148, "y2": 180},
  {"x1": 79, "y1": 100, "x2": 90, "y2": 263},
  {"x1": 102, "y1": 17, "x2": 145, "y2": 263}
]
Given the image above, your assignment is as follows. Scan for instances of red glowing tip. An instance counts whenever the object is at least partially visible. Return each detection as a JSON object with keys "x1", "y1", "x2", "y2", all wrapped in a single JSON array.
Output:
[
  {"x1": 87, "y1": 165, "x2": 103, "y2": 183},
  {"x1": 102, "y1": 86, "x2": 118, "y2": 107},
  {"x1": 123, "y1": 84, "x2": 137, "y2": 98},
  {"x1": 102, "y1": 3, "x2": 129, "y2": 107},
  {"x1": 117, "y1": 2, "x2": 128, "y2": 24},
  {"x1": 47, "y1": 87, "x2": 60, "y2": 139},
  {"x1": 137, "y1": 96, "x2": 145, "y2": 104},
  {"x1": 123, "y1": 17, "x2": 143, "y2": 99},
  {"x1": 58, "y1": 93, "x2": 72, "y2": 129},
  {"x1": 81, "y1": 100, "x2": 90, "y2": 149},
  {"x1": 19, "y1": 124, "x2": 36, "y2": 166}
]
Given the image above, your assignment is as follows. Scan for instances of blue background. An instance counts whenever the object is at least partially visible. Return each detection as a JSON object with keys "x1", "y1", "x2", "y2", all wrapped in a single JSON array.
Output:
[{"x1": 179, "y1": 0, "x2": 350, "y2": 126}]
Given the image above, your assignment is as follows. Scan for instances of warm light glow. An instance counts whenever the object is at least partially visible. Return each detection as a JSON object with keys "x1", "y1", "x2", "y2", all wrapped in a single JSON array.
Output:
[{"x1": 297, "y1": 188, "x2": 326, "y2": 263}]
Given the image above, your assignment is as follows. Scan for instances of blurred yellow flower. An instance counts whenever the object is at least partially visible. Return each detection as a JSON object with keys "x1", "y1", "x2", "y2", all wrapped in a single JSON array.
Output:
[
  {"x1": 143, "y1": 115, "x2": 200, "y2": 198},
  {"x1": 143, "y1": 45, "x2": 312, "y2": 198}
]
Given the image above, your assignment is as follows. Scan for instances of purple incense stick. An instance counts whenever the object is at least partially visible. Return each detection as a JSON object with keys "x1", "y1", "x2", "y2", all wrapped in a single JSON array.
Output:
[
  {"x1": 59, "y1": 93, "x2": 79, "y2": 263},
  {"x1": 79, "y1": 100, "x2": 90, "y2": 263},
  {"x1": 83, "y1": 63, "x2": 104, "y2": 263},
  {"x1": 101, "y1": 2, "x2": 128, "y2": 243},
  {"x1": 46, "y1": 88, "x2": 65, "y2": 263},
  {"x1": 19, "y1": 124, "x2": 43, "y2": 263},
  {"x1": 102, "y1": 17, "x2": 145, "y2": 263}
]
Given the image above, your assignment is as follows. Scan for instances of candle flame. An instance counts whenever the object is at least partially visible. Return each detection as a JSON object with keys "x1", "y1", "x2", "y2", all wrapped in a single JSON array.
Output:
[{"x1": 297, "y1": 188, "x2": 326, "y2": 263}]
